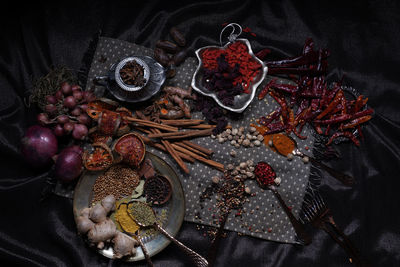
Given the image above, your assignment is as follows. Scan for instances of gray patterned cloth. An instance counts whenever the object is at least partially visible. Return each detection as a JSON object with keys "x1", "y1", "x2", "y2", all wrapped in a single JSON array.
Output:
[{"x1": 86, "y1": 37, "x2": 314, "y2": 244}]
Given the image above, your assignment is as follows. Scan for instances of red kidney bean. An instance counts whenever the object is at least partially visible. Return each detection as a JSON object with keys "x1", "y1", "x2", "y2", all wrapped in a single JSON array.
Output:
[
  {"x1": 172, "y1": 49, "x2": 187, "y2": 66},
  {"x1": 156, "y1": 40, "x2": 179, "y2": 54},
  {"x1": 170, "y1": 27, "x2": 186, "y2": 47},
  {"x1": 154, "y1": 48, "x2": 170, "y2": 67}
]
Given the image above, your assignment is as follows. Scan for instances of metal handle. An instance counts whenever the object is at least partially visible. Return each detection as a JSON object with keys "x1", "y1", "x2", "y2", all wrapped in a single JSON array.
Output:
[
  {"x1": 308, "y1": 156, "x2": 355, "y2": 186},
  {"x1": 137, "y1": 237, "x2": 154, "y2": 267},
  {"x1": 207, "y1": 212, "x2": 229, "y2": 267},
  {"x1": 154, "y1": 223, "x2": 208, "y2": 267},
  {"x1": 269, "y1": 186, "x2": 312, "y2": 245},
  {"x1": 93, "y1": 76, "x2": 110, "y2": 87}
]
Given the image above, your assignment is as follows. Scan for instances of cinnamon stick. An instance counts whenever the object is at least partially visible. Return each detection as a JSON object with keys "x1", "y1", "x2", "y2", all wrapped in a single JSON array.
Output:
[
  {"x1": 151, "y1": 128, "x2": 189, "y2": 173},
  {"x1": 139, "y1": 134, "x2": 195, "y2": 163},
  {"x1": 186, "y1": 124, "x2": 233, "y2": 130},
  {"x1": 181, "y1": 140, "x2": 213, "y2": 156},
  {"x1": 160, "y1": 119, "x2": 205, "y2": 126},
  {"x1": 175, "y1": 142, "x2": 209, "y2": 158},
  {"x1": 164, "y1": 128, "x2": 213, "y2": 140},
  {"x1": 148, "y1": 128, "x2": 213, "y2": 140},
  {"x1": 124, "y1": 117, "x2": 178, "y2": 132},
  {"x1": 171, "y1": 144, "x2": 224, "y2": 172}
]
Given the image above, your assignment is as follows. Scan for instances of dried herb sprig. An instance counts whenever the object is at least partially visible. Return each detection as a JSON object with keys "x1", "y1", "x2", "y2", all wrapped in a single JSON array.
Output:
[{"x1": 28, "y1": 66, "x2": 78, "y2": 110}]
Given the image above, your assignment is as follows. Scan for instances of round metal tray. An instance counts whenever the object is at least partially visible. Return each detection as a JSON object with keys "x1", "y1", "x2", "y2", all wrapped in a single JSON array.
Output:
[{"x1": 73, "y1": 152, "x2": 185, "y2": 261}]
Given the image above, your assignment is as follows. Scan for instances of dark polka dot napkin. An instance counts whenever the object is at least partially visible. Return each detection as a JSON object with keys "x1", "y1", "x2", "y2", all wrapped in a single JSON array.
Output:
[{"x1": 86, "y1": 37, "x2": 314, "y2": 244}]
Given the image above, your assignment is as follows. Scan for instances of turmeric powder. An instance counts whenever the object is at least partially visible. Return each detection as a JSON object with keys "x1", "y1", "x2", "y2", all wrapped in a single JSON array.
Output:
[{"x1": 115, "y1": 202, "x2": 140, "y2": 234}]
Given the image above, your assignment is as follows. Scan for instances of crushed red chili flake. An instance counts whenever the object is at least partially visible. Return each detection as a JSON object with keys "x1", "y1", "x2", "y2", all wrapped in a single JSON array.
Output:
[
  {"x1": 254, "y1": 162, "x2": 276, "y2": 188},
  {"x1": 201, "y1": 41, "x2": 262, "y2": 92}
]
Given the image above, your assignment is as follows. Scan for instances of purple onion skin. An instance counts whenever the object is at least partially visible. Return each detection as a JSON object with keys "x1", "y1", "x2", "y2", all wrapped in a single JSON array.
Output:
[
  {"x1": 72, "y1": 124, "x2": 88, "y2": 140},
  {"x1": 61, "y1": 82, "x2": 72, "y2": 95},
  {"x1": 64, "y1": 96, "x2": 76, "y2": 109},
  {"x1": 71, "y1": 85, "x2": 81, "y2": 92},
  {"x1": 54, "y1": 147, "x2": 83, "y2": 183},
  {"x1": 21, "y1": 125, "x2": 58, "y2": 168},
  {"x1": 55, "y1": 90, "x2": 63, "y2": 101},
  {"x1": 77, "y1": 114, "x2": 91, "y2": 126},
  {"x1": 46, "y1": 95, "x2": 57, "y2": 105},
  {"x1": 37, "y1": 113, "x2": 50, "y2": 126},
  {"x1": 53, "y1": 124, "x2": 65, "y2": 137},
  {"x1": 64, "y1": 145, "x2": 83, "y2": 156}
]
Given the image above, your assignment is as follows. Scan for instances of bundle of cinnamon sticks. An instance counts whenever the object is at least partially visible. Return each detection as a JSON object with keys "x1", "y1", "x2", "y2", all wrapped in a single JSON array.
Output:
[{"x1": 123, "y1": 113, "x2": 225, "y2": 174}]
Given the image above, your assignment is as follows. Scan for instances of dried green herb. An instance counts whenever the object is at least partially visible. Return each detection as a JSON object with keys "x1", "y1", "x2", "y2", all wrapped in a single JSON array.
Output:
[
  {"x1": 128, "y1": 201, "x2": 156, "y2": 227},
  {"x1": 28, "y1": 66, "x2": 78, "y2": 111}
]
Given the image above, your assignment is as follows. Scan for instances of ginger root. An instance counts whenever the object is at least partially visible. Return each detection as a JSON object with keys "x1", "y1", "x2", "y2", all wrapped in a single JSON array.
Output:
[
  {"x1": 87, "y1": 218, "x2": 117, "y2": 243},
  {"x1": 112, "y1": 232, "x2": 139, "y2": 259},
  {"x1": 76, "y1": 195, "x2": 138, "y2": 259}
]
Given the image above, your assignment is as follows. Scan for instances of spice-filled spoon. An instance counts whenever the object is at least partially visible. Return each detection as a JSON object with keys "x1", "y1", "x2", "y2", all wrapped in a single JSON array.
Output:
[
  {"x1": 116, "y1": 202, "x2": 154, "y2": 267},
  {"x1": 255, "y1": 162, "x2": 312, "y2": 245},
  {"x1": 270, "y1": 134, "x2": 355, "y2": 186},
  {"x1": 127, "y1": 201, "x2": 208, "y2": 267}
]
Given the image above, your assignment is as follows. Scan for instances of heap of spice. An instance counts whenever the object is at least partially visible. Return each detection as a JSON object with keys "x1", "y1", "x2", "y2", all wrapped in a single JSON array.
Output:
[
  {"x1": 119, "y1": 60, "x2": 146, "y2": 87},
  {"x1": 128, "y1": 201, "x2": 156, "y2": 227},
  {"x1": 115, "y1": 201, "x2": 140, "y2": 234},
  {"x1": 254, "y1": 162, "x2": 276, "y2": 188},
  {"x1": 144, "y1": 175, "x2": 172, "y2": 205},
  {"x1": 271, "y1": 134, "x2": 296, "y2": 157},
  {"x1": 201, "y1": 41, "x2": 262, "y2": 92},
  {"x1": 92, "y1": 165, "x2": 140, "y2": 204}
]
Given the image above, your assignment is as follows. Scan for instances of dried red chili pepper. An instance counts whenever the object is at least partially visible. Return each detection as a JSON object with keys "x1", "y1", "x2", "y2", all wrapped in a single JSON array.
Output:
[
  {"x1": 326, "y1": 131, "x2": 360, "y2": 146},
  {"x1": 258, "y1": 79, "x2": 277, "y2": 100},
  {"x1": 341, "y1": 115, "x2": 372, "y2": 130},
  {"x1": 255, "y1": 48, "x2": 271, "y2": 60}
]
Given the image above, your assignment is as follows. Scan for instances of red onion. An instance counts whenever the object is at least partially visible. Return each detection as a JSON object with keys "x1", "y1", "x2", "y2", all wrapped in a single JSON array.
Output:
[
  {"x1": 79, "y1": 104, "x2": 88, "y2": 112},
  {"x1": 71, "y1": 85, "x2": 82, "y2": 92},
  {"x1": 37, "y1": 113, "x2": 50, "y2": 126},
  {"x1": 63, "y1": 96, "x2": 76, "y2": 109},
  {"x1": 55, "y1": 90, "x2": 63, "y2": 100},
  {"x1": 61, "y1": 82, "x2": 72, "y2": 95},
  {"x1": 71, "y1": 107, "x2": 82, "y2": 116},
  {"x1": 54, "y1": 146, "x2": 83, "y2": 183},
  {"x1": 83, "y1": 91, "x2": 96, "y2": 102},
  {"x1": 53, "y1": 124, "x2": 65, "y2": 137},
  {"x1": 73, "y1": 90, "x2": 83, "y2": 101},
  {"x1": 46, "y1": 95, "x2": 57, "y2": 104},
  {"x1": 56, "y1": 115, "x2": 70, "y2": 124},
  {"x1": 63, "y1": 122, "x2": 75, "y2": 134},
  {"x1": 21, "y1": 125, "x2": 58, "y2": 168},
  {"x1": 77, "y1": 114, "x2": 91, "y2": 126},
  {"x1": 64, "y1": 145, "x2": 83, "y2": 156},
  {"x1": 45, "y1": 104, "x2": 57, "y2": 115},
  {"x1": 72, "y1": 124, "x2": 88, "y2": 140}
]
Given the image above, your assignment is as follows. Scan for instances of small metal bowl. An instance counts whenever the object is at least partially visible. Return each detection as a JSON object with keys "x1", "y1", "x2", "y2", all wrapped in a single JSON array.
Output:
[
  {"x1": 115, "y1": 57, "x2": 150, "y2": 92},
  {"x1": 191, "y1": 38, "x2": 268, "y2": 113}
]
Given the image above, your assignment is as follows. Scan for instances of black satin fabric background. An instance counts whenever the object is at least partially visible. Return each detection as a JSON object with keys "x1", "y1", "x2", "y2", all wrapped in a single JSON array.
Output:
[{"x1": 1, "y1": 1, "x2": 399, "y2": 266}]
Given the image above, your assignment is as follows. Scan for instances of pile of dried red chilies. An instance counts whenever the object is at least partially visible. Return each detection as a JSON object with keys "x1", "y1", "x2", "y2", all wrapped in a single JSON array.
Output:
[{"x1": 256, "y1": 38, "x2": 373, "y2": 146}]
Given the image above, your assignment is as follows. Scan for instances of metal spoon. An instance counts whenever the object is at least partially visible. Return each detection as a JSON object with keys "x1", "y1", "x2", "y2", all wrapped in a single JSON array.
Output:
[
  {"x1": 271, "y1": 135, "x2": 355, "y2": 186},
  {"x1": 267, "y1": 183, "x2": 312, "y2": 245},
  {"x1": 256, "y1": 162, "x2": 312, "y2": 245},
  {"x1": 117, "y1": 202, "x2": 154, "y2": 267},
  {"x1": 127, "y1": 201, "x2": 208, "y2": 267}
]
